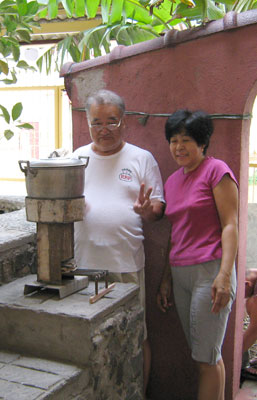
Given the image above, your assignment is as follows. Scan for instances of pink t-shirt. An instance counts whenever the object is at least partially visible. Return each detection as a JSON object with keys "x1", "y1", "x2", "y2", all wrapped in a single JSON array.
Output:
[{"x1": 164, "y1": 157, "x2": 237, "y2": 267}]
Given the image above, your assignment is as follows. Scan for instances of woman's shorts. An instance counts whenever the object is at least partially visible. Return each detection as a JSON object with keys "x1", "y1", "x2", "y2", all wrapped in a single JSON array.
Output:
[
  {"x1": 171, "y1": 259, "x2": 237, "y2": 365},
  {"x1": 107, "y1": 269, "x2": 147, "y2": 340}
]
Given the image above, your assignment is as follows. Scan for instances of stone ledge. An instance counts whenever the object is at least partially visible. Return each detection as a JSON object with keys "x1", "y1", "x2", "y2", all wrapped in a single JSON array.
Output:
[
  {"x1": 0, "y1": 197, "x2": 37, "y2": 285},
  {"x1": 0, "y1": 195, "x2": 25, "y2": 213},
  {"x1": 0, "y1": 208, "x2": 35, "y2": 235}
]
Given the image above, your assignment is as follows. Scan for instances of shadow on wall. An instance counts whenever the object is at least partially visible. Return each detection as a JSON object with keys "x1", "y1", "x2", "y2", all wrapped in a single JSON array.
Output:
[{"x1": 143, "y1": 217, "x2": 198, "y2": 400}]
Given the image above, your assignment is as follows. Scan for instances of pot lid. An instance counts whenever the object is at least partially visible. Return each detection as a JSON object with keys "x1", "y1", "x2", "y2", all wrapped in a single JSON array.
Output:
[{"x1": 26, "y1": 157, "x2": 88, "y2": 168}]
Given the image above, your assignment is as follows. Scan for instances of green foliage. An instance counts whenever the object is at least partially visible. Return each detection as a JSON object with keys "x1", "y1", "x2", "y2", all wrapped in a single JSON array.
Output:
[
  {"x1": 232, "y1": 0, "x2": 257, "y2": 12},
  {"x1": 1, "y1": 0, "x2": 254, "y2": 76},
  {"x1": 0, "y1": 0, "x2": 40, "y2": 83},
  {"x1": 37, "y1": 0, "x2": 255, "y2": 72},
  {"x1": 0, "y1": 0, "x2": 40, "y2": 138},
  {"x1": 174, "y1": 0, "x2": 225, "y2": 21},
  {"x1": 0, "y1": 105, "x2": 11, "y2": 124},
  {"x1": 12, "y1": 102, "x2": 23, "y2": 121},
  {"x1": 16, "y1": 122, "x2": 34, "y2": 129},
  {"x1": 4, "y1": 129, "x2": 14, "y2": 140},
  {"x1": 0, "y1": 0, "x2": 255, "y2": 140},
  {"x1": 0, "y1": 102, "x2": 33, "y2": 141},
  {"x1": 85, "y1": 0, "x2": 101, "y2": 18}
]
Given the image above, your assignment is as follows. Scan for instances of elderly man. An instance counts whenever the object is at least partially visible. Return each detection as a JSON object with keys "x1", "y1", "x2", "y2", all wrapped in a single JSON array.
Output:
[{"x1": 73, "y1": 89, "x2": 165, "y2": 396}]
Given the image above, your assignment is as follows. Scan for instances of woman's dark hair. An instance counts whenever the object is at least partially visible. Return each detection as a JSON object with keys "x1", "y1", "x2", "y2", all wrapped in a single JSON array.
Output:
[{"x1": 165, "y1": 110, "x2": 214, "y2": 155}]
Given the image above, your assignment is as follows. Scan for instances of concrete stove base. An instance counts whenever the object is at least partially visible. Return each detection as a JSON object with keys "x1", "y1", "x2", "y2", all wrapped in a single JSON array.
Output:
[
  {"x1": 23, "y1": 275, "x2": 89, "y2": 299},
  {"x1": 0, "y1": 275, "x2": 144, "y2": 399}
]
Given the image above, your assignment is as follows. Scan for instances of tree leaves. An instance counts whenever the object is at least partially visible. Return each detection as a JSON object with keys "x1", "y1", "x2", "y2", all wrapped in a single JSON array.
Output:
[
  {"x1": 61, "y1": 0, "x2": 74, "y2": 18},
  {"x1": 0, "y1": 103, "x2": 34, "y2": 141},
  {"x1": 0, "y1": 105, "x2": 10, "y2": 124},
  {"x1": 0, "y1": 0, "x2": 252, "y2": 78},
  {"x1": 0, "y1": 60, "x2": 9, "y2": 75},
  {"x1": 12, "y1": 102, "x2": 22, "y2": 121},
  {"x1": 174, "y1": 0, "x2": 224, "y2": 20},
  {"x1": 48, "y1": 0, "x2": 58, "y2": 18},
  {"x1": 110, "y1": 0, "x2": 124, "y2": 23},
  {"x1": 16, "y1": 0, "x2": 28, "y2": 16},
  {"x1": 0, "y1": 103, "x2": 23, "y2": 124},
  {"x1": 232, "y1": 0, "x2": 256, "y2": 12},
  {"x1": 16, "y1": 122, "x2": 34, "y2": 129},
  {"x1": 75, "y1": 0, "x2": 86, "y2": 16},
  {"x1": 27, "y1": 1, "x2": 39, "y2": 15},
  {"x1": 0, "y1": 0, "x2": 253, "y2": 143},
  {"x1": 101, "y1": 0, "x2": 112, "y2": 23},
  {"x1": 85, "y1": 0, "x2": 101, "y2": 18},
  {"x1": 4, "y1": 130, "x2": 14, "y2": 140}
]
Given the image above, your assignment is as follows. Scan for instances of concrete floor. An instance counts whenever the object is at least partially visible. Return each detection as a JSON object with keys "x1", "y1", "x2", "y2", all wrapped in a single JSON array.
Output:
[{"x1": 236, "y1": 380, "x2": 257, "y2": 399}]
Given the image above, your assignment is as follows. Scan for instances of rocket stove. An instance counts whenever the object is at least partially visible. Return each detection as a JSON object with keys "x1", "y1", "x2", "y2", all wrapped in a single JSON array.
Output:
[{"x1": 19, "y1": 157, "x2": 115, "y2": 301}]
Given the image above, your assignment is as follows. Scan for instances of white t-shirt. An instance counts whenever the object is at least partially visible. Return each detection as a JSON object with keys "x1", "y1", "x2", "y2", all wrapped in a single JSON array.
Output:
[{"x1": 73, "y1": 142, "x2": 164, "y2": 273}]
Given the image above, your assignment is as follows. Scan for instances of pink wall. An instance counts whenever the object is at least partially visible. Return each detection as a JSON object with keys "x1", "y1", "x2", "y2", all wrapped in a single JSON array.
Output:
[{"x1": 61, "y1": 10, "x2": 257, "y2": 399}]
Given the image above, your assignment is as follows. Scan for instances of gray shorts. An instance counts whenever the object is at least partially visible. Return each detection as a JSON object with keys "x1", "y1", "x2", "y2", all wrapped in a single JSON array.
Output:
[
  {"x1": 171, "y1": 259, "x2": 237, "y2": 365},
  {"x1": 107, "y1": 269, "x2": 147, "y2": 340}
]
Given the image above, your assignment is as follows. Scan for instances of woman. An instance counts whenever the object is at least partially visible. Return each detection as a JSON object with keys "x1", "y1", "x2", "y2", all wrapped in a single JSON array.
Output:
[{"x1": 157, "y1": 110, "x2": 238, "y2": 400}]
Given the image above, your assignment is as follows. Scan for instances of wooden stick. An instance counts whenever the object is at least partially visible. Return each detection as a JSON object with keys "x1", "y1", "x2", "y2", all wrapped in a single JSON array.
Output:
[{"x1": 89, "y1": 283, "x2": 116, "y2": 304}]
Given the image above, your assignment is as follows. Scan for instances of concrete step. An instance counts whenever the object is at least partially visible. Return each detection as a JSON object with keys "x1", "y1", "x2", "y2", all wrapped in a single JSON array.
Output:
[
  {"x1": 0, "y1": 350, "x2": 86, "y2": 400},
  {"x1": 0, "y1": 275, "x2": 143, "y2": 400},
  {"x1": 0, "y1": 275, "x2": 138, "y2": 365}
]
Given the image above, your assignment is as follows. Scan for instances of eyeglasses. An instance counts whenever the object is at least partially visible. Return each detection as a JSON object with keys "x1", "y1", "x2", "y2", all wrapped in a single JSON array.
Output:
[{"x1": 88, "y1": 119, "x2": 122, "y2": 132}]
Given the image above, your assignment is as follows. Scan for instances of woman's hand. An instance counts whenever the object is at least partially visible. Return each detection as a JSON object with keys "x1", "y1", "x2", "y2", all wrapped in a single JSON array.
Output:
[
  {"x1": 157, "y1": 279, "x2": 172, "y2": 313},
  {"x1": 211, "y1": 271, "x2": 231, "y2": 313}
]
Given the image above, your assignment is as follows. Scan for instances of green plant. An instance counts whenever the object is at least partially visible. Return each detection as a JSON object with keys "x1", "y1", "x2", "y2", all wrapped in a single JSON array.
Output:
[
  {"x1": 0, "y1": 102, "x2": 33, "y2": 140},
  {"x1": 0, "y1": 0, "x2": 41, "y2": 138},
  {"x1": 1, "y1": 0, "x2": 256, "y2": 137},
  {"x1": 36, "y1": 0, "x2": 257, "y2": 72}
]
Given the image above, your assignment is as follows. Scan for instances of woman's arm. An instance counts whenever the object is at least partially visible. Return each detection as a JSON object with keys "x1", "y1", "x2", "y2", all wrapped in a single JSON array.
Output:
[{"x1": 211, "y1": 174, "x2": 238, "y2": 313}]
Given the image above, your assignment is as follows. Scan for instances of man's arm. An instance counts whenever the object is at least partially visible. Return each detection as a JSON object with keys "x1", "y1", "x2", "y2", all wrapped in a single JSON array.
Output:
[{"x1": 133, "y1": 183, "x2": 165, "y2": 222}]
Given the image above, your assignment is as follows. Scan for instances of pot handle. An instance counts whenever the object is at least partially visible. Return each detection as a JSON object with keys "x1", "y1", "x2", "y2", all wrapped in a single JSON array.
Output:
[
  {"x1": 18, "y1": 160, "x2": 37, "y2": 176},
  {"x1": 79, "y1": 156, "x2": 89, "y2": 168}
]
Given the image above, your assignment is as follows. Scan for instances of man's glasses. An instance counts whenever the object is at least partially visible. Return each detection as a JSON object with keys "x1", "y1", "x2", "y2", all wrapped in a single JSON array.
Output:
[{"x1": 88, "y1": 119, "x2": 122, "y2": 133}]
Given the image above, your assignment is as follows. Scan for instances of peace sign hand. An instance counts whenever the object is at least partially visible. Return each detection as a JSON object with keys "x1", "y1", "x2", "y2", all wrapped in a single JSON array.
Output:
[{"x1": 133, "y1": 183, "x2": 154, "y2": 220}]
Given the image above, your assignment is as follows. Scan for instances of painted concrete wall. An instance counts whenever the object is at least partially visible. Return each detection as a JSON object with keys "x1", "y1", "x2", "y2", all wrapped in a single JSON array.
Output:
[
  {"x1": 247, "y1": 204, "x2": 257, "y2": 270},
  {"x1": 61, "y1": 10, "x2": 257, "y2": 399}
]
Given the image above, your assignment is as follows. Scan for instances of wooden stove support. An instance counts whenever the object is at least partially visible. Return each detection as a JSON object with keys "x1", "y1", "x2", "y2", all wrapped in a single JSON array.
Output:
[
  {"x1": 25, "y1": 196, "x2": 85, "y2": 286},
  {"x1": 37, "y1": 222, "x2": 74, "y2": 284}
]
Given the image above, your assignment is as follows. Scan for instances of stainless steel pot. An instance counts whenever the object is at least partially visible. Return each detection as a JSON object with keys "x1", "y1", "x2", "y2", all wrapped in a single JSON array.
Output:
[{"x1": 18, "y1": 157, "x2": 89, "y2": 199}]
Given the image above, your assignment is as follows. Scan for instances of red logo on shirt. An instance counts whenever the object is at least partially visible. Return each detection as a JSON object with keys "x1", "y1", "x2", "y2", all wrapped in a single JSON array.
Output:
[{"x1": 119, "y1": 168, "x2": 132, "y2": 182}]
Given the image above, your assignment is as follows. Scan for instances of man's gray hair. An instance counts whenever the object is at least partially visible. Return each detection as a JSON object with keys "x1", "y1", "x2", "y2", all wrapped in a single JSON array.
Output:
[{"x1": 85, "y1": 89, "x2": 125, "y2": 117}]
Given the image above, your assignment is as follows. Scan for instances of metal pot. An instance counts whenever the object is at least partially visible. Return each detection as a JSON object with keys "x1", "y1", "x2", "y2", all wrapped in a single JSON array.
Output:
[{"x1": 18, "y1": 157, "x2": 89, "y2": 199}]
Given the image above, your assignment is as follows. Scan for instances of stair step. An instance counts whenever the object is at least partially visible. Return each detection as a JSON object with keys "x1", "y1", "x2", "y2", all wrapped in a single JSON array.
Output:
[{"x1": 0, "y1": 350, "x2": 86, "y2": 400}]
